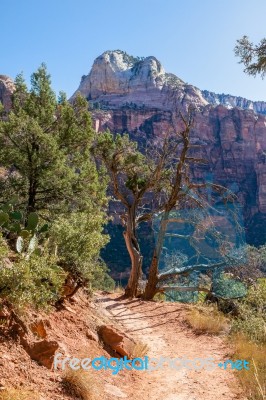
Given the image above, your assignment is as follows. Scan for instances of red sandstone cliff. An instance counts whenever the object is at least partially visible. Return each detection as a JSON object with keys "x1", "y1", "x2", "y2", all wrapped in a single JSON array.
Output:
[{"x1": 73, "y1": 50, "x2": 266, "y2": 244}]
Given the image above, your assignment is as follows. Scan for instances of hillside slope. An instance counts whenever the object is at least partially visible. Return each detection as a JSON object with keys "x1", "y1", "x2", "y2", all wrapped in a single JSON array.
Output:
[{"x1": 0, "y1": 291, "x2": 245, "y2": 399}]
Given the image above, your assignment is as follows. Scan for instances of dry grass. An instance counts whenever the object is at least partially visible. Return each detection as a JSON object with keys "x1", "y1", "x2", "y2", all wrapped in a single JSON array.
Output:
[
  {"x1": 62, "y1": 368, "x2": 99, "y2": 400},
  {"x1": 113, "y1": 284, "x2": 124, "y2": 294},
  {"x1": 232, "y1": 334, "x2": 266, "y2": 400},
  {"x1": 0, "y1": 388, "x2": 39, "y2": 400},
  {"x1": 130, "y1": 341, "x2": 149, "y2": 359},
  {"x1": 185, "y1": 306, "x2": 229, "y2": 335}
]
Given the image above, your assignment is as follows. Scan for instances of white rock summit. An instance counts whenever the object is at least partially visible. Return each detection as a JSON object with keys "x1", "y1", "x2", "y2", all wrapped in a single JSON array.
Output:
[
  {"x1": 72, "y1": 50, "x2": 266, "y2": 115},
  {"x1": 71, "y1": 50, "x2": 208, "y2": 111}
]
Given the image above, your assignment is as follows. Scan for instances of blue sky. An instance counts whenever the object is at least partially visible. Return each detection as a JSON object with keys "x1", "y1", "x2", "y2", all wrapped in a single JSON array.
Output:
[{"x1": 2, "y1": 0, "x2": 266, "y2": 100}]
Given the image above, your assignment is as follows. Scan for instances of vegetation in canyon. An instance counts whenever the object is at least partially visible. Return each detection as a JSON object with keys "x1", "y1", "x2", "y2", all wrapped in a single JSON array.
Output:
[
  {"x1": 0, "y1": 53, "x2": 265, "y2": 400},
  {"x1": 0, "y1": 65, "x2": 113, "y2": 315}
]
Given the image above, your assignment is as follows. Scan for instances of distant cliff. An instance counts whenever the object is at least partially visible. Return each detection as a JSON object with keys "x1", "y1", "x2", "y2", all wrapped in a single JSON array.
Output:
[
  {"x1": 72, "y1": 50, "x2": 208, "y2": 112},
  {"x1": 73, "y1": 50, "x2": 266, "y2": 246},
  {"x1": 0, "y1": 75, "x2": 14, "y2": 110},
  {"x1": 73, "y1": 50, "x2": 266, "y2": 115},
  {"x1": 202, "y1": 90, "x2": 266, "y2": 115}
]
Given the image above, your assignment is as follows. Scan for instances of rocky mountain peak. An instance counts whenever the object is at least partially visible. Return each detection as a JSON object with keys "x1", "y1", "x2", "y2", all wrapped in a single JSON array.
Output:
[
  {"x1": 73, "y1": 50, "x2": 266, "y2": 116},
  {"x1": 95, "y1": 50, "x2": 136, "y2": 72},
  {"x1": 90, "y1": 50, "x2": 164, "y2": 76},
  {"x1": 72, "y1": 50, "x2": 205, "y2": 110}
]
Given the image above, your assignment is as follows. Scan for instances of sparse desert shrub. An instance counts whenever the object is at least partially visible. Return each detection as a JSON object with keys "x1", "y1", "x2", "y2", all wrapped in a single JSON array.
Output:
[
  {"x1": 153, "y1": 292, "x2": 166, "y2": 302},
  {"x1": 231, "y1": 279, "x2": 266, "y2": 343},
  {"x1": 232, "y1": 314, "x2": 266, "y2": 343},
  {"x1": 49, "y1": 212, "x2": 111, "y2": 288},
  {"x1": 186, "y1": 306, "x2": 229, "y2": 335},
  {"x1": 197, "y1": 291, "x2": 208, "y2": 303},
  {"x1": 245, "y1": 278, "x2": 266, "y2": 313},
  {"x1": 0, "y1": 388, "x2": 40, "y2": 400},
  {"x1": 232, "y1": 334, "x2": 266, "y2": 400},
  {"x1": 62, "y1": 368, "x2": 98, "y2": 400},
  {"x1": 0, "y1": 252, "x2": 65, "y2": 311},
  {"x1": 213, "y1": 273, "x2": 247, "y2": 299}
]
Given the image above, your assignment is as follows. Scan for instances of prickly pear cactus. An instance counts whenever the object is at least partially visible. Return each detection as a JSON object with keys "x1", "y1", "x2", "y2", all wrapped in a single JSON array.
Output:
[{"x1": 0, "y1": 204, "x2": 49, "y2": 257}]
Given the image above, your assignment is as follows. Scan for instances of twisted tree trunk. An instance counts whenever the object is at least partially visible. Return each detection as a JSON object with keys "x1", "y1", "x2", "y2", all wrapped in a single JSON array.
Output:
[
  {"x1": 142, "y1": 251, "x2": 159, "y2": 300},
  {"x1": 143, "y1": 211, "x2": 170, "y2": 300},
  {"x1": 124, "y1": 208, "x2": 143, "y2": 298}
]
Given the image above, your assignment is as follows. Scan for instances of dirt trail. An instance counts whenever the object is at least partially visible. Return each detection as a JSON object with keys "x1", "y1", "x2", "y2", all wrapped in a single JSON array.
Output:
[{"x1": 97, "y1": 293, "x2": 245, "y2": 400}]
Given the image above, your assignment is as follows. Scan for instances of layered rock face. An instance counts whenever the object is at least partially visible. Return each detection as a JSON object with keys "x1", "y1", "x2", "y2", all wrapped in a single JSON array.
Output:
[
  {"x1": 74, "y1": 50, "x2": 266, "y2": 245},
  {"x1": 72, "y1": 50, "x2": 208, "y2": 111},
  {"x1": 202, "y1": 90, "x2": 266, "y2": 115},
  {"x1": 0, "y1": 75, "x2": 14, "y2": 110}
]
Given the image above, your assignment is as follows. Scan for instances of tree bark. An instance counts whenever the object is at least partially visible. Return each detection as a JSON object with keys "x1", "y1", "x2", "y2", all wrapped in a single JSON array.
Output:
[
  {"x1": 27, "y1": 156, "x2": 37, "y2": 214},
  {"x1": 142, "y1": 250, "x2": 159, "y2": 300},
  {"x1": 143, "y1": 211, "x2": 170, "y2": 300},
  {"x1": 27, "y1": 181, "x2": 36, "y2": 213},
  {"x1": 124, "y1": 208, "x2": 143, "y2": 298}
]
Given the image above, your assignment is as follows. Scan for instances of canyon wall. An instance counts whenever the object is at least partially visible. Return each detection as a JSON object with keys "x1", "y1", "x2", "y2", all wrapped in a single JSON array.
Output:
[
  {"x1": 1, "y1": 51, "x2": 266, "y2": 249},
  {"x1": 74, "y1": 50, "x2": 266, "y2": 246},
  {"x1": 0, "y1": 75, "x2": 14, "y2": 111}
]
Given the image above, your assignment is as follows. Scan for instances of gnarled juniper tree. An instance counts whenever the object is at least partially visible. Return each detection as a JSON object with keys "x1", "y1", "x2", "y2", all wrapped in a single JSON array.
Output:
[{"x1": 95, "y1": 110, "x2": 235, "y2": 299}]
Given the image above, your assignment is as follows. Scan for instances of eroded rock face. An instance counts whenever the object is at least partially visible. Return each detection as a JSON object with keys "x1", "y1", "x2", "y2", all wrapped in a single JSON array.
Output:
[
  {"x1": 86, "y1": 329, "x2": 99, "y2": 342},
  {"x1": 73, "y1": 50, "x2": 266, "y2": 116},
  {"x1": 30, "y1": 319, "x2": 48, "y2": 339},
  {"x1": 0, "y1": 75, "x2": 14, "y2": 110},
  {"x1": 202, "y1": 90, "x2": 266, "y2": 115},
  {"x1": 27, "y1": 339, "x2": 59, "y2": 369},
  {"x1": 73, "y1": 50, "x2": 266, "y2": 245},
  {"x1": 98, "y1": 324, "x2": 135, "y2": 357},
  {"x1": 72, "y1": 50, "x2": 207, "y2": 111}
]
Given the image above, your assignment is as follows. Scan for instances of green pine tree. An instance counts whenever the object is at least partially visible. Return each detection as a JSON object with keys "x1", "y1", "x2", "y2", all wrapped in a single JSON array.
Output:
[
  {"x1": 0, "y1": 63, "x2": 107, "y2": 219},
  {"x1": 0, "y1": 64, "x2": 111, "y2": 306}
]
